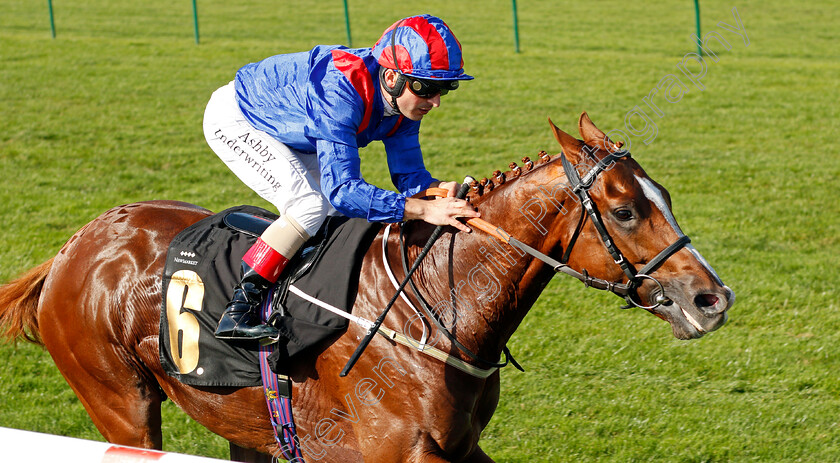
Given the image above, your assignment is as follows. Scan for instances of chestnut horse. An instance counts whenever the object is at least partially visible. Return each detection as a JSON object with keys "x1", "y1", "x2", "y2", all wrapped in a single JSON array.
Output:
[{"x1": 0, "y1": 114, "x2": 733, "y2": 462}]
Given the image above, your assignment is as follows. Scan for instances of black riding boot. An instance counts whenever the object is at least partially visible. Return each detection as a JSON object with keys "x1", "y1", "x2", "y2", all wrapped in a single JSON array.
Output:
[{"x1": 215, "y1": 262, "x2": 280, "y2": 340}]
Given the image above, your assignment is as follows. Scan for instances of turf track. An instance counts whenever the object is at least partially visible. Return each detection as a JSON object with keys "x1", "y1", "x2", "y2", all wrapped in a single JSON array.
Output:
[{"x1": 1, "y1": 1, "x2": 839, "y2": 461}]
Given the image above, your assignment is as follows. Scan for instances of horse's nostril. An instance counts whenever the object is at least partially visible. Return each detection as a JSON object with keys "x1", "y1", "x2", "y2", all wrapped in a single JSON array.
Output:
[{"x1": 694, "y1": 293, "x2": 719, "y2": 308}]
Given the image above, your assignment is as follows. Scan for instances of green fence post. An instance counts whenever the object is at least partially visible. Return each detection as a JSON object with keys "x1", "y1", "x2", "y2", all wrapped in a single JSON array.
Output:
[
  {"x1": 343, "y1": 0, "x2": 352, "y2": 47},
  {"x1": 47, "y1": 0, "x2": 56, "y2": 38},
  {"x1": 512, "y1": 0, "x2": 520, "y2": 53},
  {"x1": 192, "y1": 0, "x2": 200, "y2": 44},
  {"x1": 694, "y1": 0, "x2": 701, "y2": 56}
]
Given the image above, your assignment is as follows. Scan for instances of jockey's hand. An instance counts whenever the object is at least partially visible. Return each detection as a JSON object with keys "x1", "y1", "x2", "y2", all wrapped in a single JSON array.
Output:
[
  {"x1": 434, "y1": 180, "x2": 460, "y2": 198},
  {"x1": 404, "y1": 183, "x2": 480, "y2": 233}
]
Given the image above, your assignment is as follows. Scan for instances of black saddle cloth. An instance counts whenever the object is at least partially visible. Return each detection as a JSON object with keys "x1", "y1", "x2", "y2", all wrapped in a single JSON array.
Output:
[{"x1": 159, "y1": 205, "x2": 380, "y2": 387}]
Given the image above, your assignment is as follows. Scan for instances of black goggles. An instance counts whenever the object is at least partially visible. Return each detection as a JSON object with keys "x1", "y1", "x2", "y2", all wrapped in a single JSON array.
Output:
[{"x1": 405, "y1": 77, "x2": 459, "y2": 98}]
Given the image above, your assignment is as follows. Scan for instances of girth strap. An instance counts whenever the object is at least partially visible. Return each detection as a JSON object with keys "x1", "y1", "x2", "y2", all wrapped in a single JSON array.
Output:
[{"x1": 258, "y1": 294, "x2": 304, "y2": 462}]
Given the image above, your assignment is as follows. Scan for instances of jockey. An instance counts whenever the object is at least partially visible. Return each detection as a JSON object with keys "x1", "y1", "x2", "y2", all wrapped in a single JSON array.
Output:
[{"x1": 203, "y1": 14, "x2": 479, "y2": 340}]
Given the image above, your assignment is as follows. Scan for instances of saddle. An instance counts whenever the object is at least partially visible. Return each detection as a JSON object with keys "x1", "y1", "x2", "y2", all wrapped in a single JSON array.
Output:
[{"x1": 159, "y1": 205, "x2": 380, "y2": 387}]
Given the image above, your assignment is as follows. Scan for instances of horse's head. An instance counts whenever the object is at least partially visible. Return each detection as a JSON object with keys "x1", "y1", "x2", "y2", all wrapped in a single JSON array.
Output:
[{"x1": 531, "y1": 112, "x2": 733, "y2": 339}]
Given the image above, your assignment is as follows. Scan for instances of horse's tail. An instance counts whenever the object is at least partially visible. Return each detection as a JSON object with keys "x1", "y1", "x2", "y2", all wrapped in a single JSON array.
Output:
[{"x1": 0, "y1": 258, "x2": 54, "y2": 345}]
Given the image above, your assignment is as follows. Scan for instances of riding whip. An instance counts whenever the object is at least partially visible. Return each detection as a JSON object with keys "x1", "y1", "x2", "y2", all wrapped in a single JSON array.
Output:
[{"x1": 340, "y1": 177, "x2": 474, "y2": 377}]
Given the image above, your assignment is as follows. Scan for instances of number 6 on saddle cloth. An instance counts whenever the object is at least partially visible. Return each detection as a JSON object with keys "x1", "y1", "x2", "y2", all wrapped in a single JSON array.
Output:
[{"x1": 159, "y1": 205, "x2": 380, "y2": 386}]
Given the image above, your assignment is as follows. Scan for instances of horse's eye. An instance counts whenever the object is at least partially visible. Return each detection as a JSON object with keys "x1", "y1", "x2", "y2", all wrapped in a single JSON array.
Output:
[{"x1": 614, "y1": 209, "x2": 634, "y2": 221}]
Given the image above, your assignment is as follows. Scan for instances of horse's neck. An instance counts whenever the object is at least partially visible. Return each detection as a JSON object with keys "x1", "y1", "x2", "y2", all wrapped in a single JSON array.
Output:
[{"x1": 418, "y1": 181, "x2": 570, "y2": 359}]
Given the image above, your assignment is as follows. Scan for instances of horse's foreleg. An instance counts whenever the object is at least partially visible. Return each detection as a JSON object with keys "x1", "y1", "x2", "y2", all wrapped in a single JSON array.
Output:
[
  {"x1": 229, "y1": 443, "x2": 272, "y2": 462},
  {"x1": 462, "y1": 446, "x2": 496, "y2": 463}
]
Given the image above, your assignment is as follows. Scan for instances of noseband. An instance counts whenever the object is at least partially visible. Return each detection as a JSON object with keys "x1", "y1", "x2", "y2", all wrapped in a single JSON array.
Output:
[{"x1": 558, "y1": 149, "x2": 690, "y2": 310}]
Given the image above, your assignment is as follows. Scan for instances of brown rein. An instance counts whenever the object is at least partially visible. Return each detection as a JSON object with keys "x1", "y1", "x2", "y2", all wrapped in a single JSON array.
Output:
[
  {"x1": 420, "y1": 187, "x2": 637, "y2": 296},
  {"x1": 422, "y1": 149, "x2": 692, "y2": 310}
]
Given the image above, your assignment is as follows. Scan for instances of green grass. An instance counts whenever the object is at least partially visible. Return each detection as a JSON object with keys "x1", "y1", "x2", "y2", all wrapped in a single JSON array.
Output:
[{"x1": 2, "y1": 0, "x2": 839, "y2": 461}]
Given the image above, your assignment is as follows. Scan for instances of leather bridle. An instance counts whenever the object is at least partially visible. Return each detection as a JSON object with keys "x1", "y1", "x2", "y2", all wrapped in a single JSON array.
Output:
[
  {"x1": 449, "y1": 149, "x2": 691, "y2": 310},
  {"x1": 556, "y1": 149, "x2": 691, "y2": 309},
  {"x1": 390, "y1": 150, "x2": 691, "y2": 373}
]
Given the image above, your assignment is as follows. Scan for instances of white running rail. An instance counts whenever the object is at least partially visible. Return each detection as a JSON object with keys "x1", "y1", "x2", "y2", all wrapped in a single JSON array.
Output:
[{"x1": 0, "y1": 427, "x2": 230, "y2": 463}]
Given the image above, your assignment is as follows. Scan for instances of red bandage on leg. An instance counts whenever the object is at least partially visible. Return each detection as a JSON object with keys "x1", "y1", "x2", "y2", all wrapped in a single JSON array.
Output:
[{"x1": 242, "y1": 238, "x2": 289, "y2": 283}]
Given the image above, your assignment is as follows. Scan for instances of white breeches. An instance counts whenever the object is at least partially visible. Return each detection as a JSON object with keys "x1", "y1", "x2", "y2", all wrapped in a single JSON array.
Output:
[{"x1": 203, "y1": 81, "x2": 336, "y2": 237}]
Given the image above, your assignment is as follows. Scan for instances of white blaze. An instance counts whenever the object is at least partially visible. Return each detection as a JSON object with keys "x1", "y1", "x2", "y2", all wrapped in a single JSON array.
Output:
[{"x1": 634, "y1": 175, "x2": 724, "y2": 286}]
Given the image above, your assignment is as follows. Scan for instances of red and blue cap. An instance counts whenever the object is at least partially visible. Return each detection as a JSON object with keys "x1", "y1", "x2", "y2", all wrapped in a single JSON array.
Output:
[{"x1": 373, "y1": 14, "x2": 473, "y2": 81}]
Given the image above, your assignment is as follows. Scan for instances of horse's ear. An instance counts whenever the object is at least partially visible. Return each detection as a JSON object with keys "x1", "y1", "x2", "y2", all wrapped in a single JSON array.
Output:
[
  {"x1": 578, "y1": 111, "x2": 607, "y2": 145},
  {"x1": 578, "y1": 111, "x2": 624, "y2": 152},
  {"x1": 548, "y1": 117, "x2": 584, "y2": 162}
]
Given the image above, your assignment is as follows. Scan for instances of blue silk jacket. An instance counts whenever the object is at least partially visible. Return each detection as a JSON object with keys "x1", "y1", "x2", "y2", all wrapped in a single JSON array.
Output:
[{"x1": 234, "y1": 45, "x2": 436, "y2": 222}]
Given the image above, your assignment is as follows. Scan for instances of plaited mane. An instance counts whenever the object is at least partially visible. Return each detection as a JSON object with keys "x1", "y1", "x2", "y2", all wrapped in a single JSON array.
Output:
[
  {"x1": 465, "y1": 133, "x2": 626, "y2": 204},
  {"x1": 466, "y1": 150, "x2": 555, "y2": 203}
]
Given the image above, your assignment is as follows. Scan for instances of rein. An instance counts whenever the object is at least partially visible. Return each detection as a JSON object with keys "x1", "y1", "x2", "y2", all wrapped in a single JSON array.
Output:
[
  {"x1": 339, "y1": 150, "x2": 689, "y2": 378},
  {"x1": 397, "y1": 224, "x2": 523, "y2": 371},
  {"x1": 422, "y1": 149, "x2": 690, "y2": 312}
]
